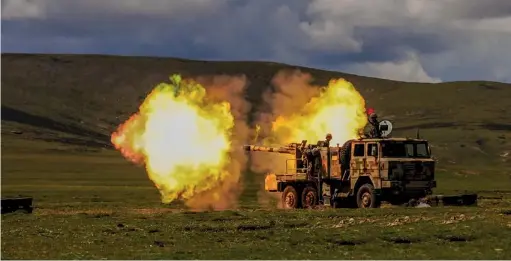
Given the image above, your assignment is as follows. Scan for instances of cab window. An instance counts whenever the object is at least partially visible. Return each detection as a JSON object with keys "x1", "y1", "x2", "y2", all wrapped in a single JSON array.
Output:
[
  {"x1": 368, "y1": 143, "x2": 378, "y2": 156},
  {"x1": 353, "y1": 144, "x2": 365, "y2": 157},
  {"x1": 405, "y1": 144, "x2": 414, "y2": 157},
  {"x1": 416, "y1": 143, "x2": 429, "y2": 157},
  {"x1": 381, "y1": 141, "x2": 431, "y2": 158}
]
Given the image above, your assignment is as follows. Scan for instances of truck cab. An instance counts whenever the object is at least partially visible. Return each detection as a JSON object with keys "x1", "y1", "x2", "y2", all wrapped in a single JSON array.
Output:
[{"x1": 346, "y1": 138, "x2": 436, "y2": 207}]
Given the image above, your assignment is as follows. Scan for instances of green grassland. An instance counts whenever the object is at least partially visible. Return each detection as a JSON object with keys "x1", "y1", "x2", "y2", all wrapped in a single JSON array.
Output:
[{"x1": 2, "y1": 53, "x2": 511, "y2": 259}]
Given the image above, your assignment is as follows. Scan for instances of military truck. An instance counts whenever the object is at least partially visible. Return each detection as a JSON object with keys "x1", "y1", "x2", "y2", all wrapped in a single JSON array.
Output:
[{"x1": 244, "y1": 114, "x2": 438, "y2": 209}]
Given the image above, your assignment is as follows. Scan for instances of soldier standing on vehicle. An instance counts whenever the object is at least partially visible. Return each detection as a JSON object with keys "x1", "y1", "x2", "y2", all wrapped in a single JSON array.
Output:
[
  {"x1": 367, "y1": 112, "x2": 381, "y2": 138},
  {"x1": 325, "y1": 133, "x2": 332, "y2": 147}
]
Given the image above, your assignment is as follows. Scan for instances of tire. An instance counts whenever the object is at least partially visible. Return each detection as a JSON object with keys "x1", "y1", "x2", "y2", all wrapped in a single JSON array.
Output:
[
  {"x1": 282, "y1": 185, "x2": 300, "y2": 209},
  {"x1": 301, "y1": 186, "x2": 318, "y2": 209},
  {"x1": 356, "y1": 183, "x2": 381, "y2": 208}
]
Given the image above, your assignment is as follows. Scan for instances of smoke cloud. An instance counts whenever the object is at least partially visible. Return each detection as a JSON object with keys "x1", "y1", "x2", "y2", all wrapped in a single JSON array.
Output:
[
  {"x1": 184, "y1": 74, "x2": 252, "y2": 211},
  {"x1": 249, "y1": 69, "x2": 324, "y2": 207}
]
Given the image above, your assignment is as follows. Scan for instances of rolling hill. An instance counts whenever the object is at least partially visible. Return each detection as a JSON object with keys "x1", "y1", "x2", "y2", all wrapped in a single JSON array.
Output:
[{"x1": 1, "y1": 53, "x2": 510, "y2": 184}]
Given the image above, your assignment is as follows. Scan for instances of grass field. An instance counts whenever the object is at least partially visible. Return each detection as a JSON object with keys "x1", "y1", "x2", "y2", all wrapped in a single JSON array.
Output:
[{"x1": 2, "y1": 53, "x2": 511, "y2": 259}]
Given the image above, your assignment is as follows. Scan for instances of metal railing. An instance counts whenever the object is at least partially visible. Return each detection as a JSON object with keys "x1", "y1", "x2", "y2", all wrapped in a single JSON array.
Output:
[{"x1": 285, "y1": 158, "x2": 307, "y2": 174}]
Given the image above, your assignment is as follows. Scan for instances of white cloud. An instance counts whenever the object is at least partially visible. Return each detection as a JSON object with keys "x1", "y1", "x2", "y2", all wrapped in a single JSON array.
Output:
[
  {"x1": 346, "y1": 51, "x2": 442, "y2": 83},
  {"x1": 460, "y1": 16, "x2": 511, "y2": 34},
  {"x1": 1, "y1": 0, "x2": 45, "y2": 19},
  {"x1": 422, "y1": 32, "x2": 511, "y2": 82},
  {"x1": 299, "y1": 0, "x2": 511, "y2": 82}
]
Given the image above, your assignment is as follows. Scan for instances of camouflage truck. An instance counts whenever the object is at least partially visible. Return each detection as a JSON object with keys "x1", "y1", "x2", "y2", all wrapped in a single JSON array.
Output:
[
  {"x1": 244, "y1": 111, "x2": 441, "y2": 209},
  {"x1": 244, "y1": 136, "x2": 436, "y2": 209}
]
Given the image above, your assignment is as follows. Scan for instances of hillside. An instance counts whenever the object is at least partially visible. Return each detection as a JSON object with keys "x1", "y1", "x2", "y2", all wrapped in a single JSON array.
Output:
[
  {"x1": 2, "y1": 53, "x2": 511, "y2": 176},
  {"x1": 2, "y1": 53, "x2": 511, "y2": 259}
]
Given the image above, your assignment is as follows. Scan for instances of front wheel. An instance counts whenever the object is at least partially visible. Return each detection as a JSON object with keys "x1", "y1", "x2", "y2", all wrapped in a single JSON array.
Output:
[
  {"x1": 282, "y1": 186, "x2": 300, "y2": 209},
  {"x1": 356, "y1": 184, "x2": 381, "y2": 208}
]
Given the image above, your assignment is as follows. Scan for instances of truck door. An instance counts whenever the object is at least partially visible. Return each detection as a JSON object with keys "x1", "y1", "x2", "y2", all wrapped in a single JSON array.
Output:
[
  {"x1": 366, "y1": 143, "x2": 379, "y2": 175},
  {"x1": 350, "y1": 142, "x2": 366, "y2": 179}
]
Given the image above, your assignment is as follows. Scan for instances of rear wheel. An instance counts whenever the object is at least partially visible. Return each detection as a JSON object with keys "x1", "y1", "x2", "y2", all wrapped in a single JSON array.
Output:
[
  {"x1": 301, "y1": 186, "x2": 318, "y2": 208},
  {"x1": 282, "y1": 186, "x2": 300, "y2": 209},
  {"x1": 356, "y1": 184, "x2": 380, "y2": 208}
]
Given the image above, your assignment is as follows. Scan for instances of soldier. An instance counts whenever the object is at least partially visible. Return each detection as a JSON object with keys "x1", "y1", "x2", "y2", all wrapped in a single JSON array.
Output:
[
  {"x1": 304, "y1": 148, "x2": 315, "y2": 179},
  {"x1": 324, "y1": 133, "x2": 332, "y2": 147},
  {"x1": 367, "y1": 112, "x2": 381, "y2": 138}
]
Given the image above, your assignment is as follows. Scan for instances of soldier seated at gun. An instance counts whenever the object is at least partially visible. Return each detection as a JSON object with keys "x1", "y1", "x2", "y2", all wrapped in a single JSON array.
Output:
[{"x1": 302, "y1": 133, "x2": 333, "y2": 179}]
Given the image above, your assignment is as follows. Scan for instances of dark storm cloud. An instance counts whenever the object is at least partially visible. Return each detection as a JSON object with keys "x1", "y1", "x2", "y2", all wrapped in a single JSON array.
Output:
[
  {"x1": 439, "y1": 0, "x2": 511, "y2": 20},
  {"x1": 1, "y1": 0, "x2": 511, "y2": 82}
]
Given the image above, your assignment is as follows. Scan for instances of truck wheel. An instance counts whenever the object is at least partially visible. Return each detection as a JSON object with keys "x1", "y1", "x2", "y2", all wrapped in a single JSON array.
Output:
[
  {"x1": 282, "y1": 186, "x2": 300, "y2": 209},
  {"x1": 356, "y1": 184, "x2": 380, "y2": 208},
  {"x1": 301, "y1": 186, "x2": 318, "y2": 208}
]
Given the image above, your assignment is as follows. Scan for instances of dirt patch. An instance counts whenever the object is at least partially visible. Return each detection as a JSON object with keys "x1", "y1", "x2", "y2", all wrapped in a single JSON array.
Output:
[
  {"x1": 282, "y1": 222, "x2": 308, "y2": 229},
  {"x1": 183, "y1": 225, "x2": 228, "y2": 232},
  {"x1": 332, "y1": 217, "x2": 380, "y2": 228},
  {"x1": 130, "y1": 208, "x2": 179, "y2": 215},
  {"x1": 384, "y1": 236, "x2": 421, "y2": 244},
  {"x1": 237, "y1": 224, "x2": 273, "y2": 231},
  {"x1": 153, "y1": 241, "x2": 166, "y2": 247},
  {"x1": 440, "y1": 214, "x2": 473, "y2": 224},
  {"x1": 437, "y1": 235, "x2": 474, "y2": 242},
  {"x1": 385, "y1": 216, "x2": 432, "y2": 227},
  {"x1": 36, "y1": 208, "x2": 114, "y2": 216},
  {"x1": 332, "y1": 239, "x2": 365, "y2": 246}
]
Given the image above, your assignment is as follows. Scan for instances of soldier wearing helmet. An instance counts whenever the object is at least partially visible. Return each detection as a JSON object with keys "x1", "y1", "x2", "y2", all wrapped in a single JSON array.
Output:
[
  {"x1": 325, "y1": 133, "x2": 332, "y2": 147},
  {"x1": 368, "y1": 112, "x2": 381, "y2": 138}
]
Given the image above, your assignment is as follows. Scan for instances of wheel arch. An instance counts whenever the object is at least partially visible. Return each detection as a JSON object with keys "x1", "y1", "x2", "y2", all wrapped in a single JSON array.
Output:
[{"x1": 352, "y1": 175, "x2": 374, "y2": 195}]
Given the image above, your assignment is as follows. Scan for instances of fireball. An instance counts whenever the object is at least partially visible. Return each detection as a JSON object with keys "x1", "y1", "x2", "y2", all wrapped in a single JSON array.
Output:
[
  {"x1": 269, "y1": 78, "x2": 367, "y2": 145},
  {"x1": 111, "y1": 74, "x2": 234, "y2": 204}
]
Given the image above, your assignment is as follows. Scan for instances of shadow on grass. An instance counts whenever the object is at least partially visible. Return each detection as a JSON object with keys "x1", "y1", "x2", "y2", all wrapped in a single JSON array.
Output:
[{"x1": 2, "y1": 105, "x2": 112, "y2": 148}]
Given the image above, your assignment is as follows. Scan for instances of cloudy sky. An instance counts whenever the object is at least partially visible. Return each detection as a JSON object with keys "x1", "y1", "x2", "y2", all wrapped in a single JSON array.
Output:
[{"x1": 2, "y1": 0, "x2": 511, "y2": 83}]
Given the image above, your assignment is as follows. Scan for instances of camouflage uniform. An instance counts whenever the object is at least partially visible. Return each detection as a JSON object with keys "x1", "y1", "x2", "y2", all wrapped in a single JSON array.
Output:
[{"x1": 366, "y1": 113, "x2": 381, "y2": 138}]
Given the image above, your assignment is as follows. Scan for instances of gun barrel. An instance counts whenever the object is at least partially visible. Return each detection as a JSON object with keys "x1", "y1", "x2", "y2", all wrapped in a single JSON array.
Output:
[{"x1": 243, "y1": 145, "x2": 294, "y2": 154}]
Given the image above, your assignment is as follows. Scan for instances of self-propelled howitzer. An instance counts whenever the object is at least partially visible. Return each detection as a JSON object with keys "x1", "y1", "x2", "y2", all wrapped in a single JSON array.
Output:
[
  {"x1": 244, "y1": 111, "x2": 474, "y2": 210},
  {"x1": 244, "y1": 136, "x2": 441, "y2": 210}
]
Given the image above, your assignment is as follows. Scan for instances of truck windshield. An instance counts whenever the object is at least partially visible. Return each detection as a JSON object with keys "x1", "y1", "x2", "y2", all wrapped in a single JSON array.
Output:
[{"x1": 381, "y1": 141, "x2": 430, "y2": 158}]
